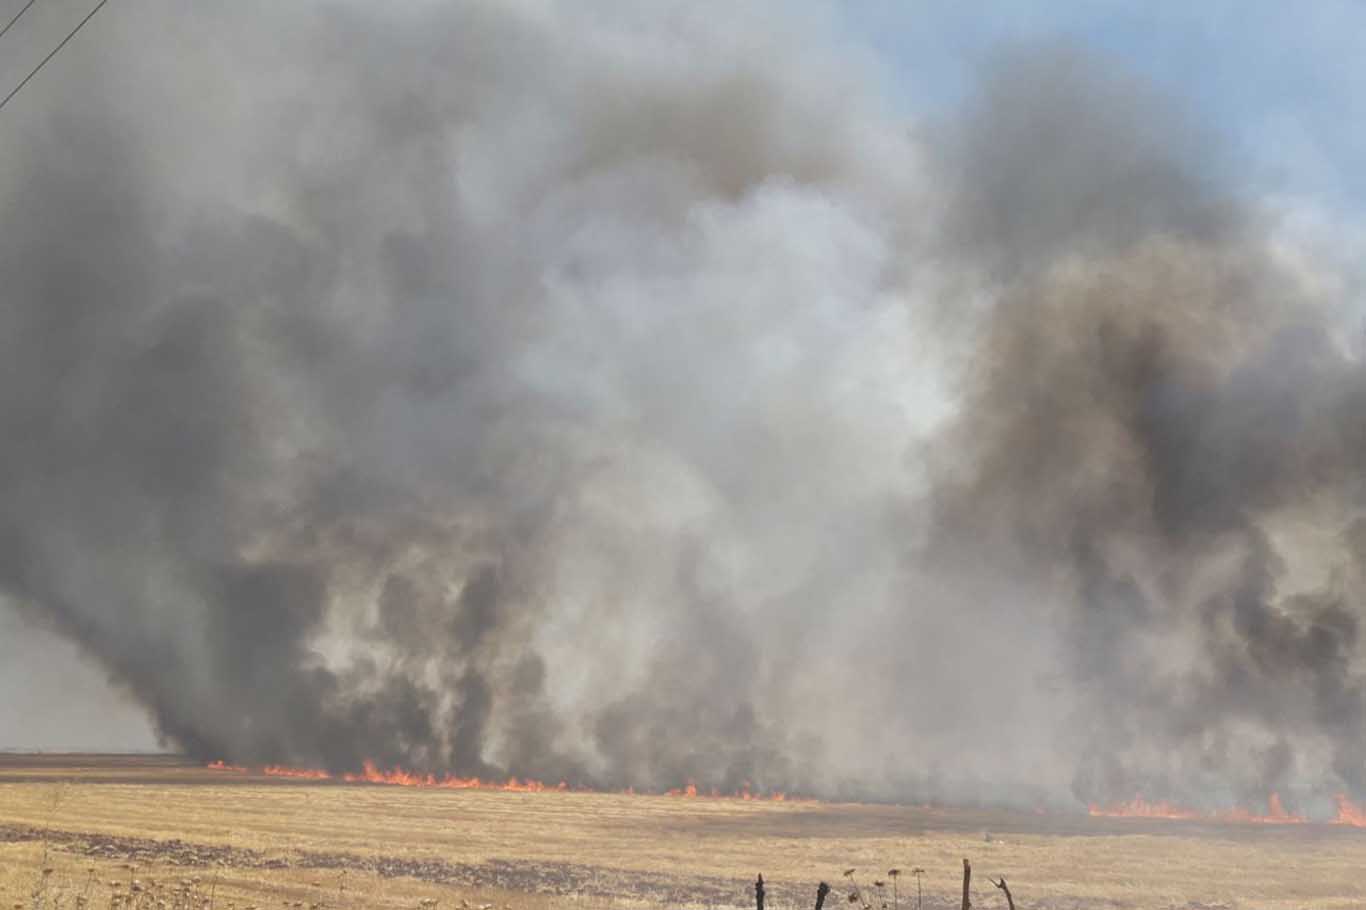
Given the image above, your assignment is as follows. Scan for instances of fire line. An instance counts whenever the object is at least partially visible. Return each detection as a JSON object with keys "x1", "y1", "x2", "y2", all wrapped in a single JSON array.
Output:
[{"x1": 207, "y1": 760, "x2": 791, "y2": 801}]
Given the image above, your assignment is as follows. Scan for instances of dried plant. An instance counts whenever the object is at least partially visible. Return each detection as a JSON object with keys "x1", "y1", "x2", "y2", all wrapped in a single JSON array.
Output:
[
  {"x1": 842, "y1": 870, "x2": 871, "y2": 910},
  {"x1": 910, "y1": 869, "x2": 925, "y2": 910}
]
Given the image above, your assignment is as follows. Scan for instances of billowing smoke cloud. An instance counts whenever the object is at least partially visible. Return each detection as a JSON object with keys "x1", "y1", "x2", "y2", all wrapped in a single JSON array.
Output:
[
  {"x1": 919, "y1": 49, "x2": 1366, "y2": 810},
  {"x1": 2, "y1": 3, "x2": 1364, "y2": 811}
]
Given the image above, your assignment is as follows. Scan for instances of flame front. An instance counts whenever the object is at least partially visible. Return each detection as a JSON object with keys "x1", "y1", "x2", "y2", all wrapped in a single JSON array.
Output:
[
  {"x1": 1089, "y1": 792, "x2": 1366, "y2": 827},
  {"x1": 263, "y1": 765, "x2": 330, "y2": 780},
  {"x1": 215, "y1": 762, "x2": 1366, "y2": 822},
  {"x1": 210, "y1": 760, "x2": 790, "y2": 801},
  {"x1": 338, "y1": 760, "x2": 566, "y2": 792},
  {"x1": 1088, "y1": 793, "x2": 1304, "y2": 824},
  {"x1": 1334, "y1": 794, "x2": 1366, "y2": 827},
  {"x1": 207, "y1": 760, "x2": 246, "y2": 773}
]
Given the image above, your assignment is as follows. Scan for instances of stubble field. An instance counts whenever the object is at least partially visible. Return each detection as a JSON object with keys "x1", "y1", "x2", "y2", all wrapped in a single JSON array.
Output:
[{"x1": 1, "y1": 756, "x2": 1364, "y2": 910}]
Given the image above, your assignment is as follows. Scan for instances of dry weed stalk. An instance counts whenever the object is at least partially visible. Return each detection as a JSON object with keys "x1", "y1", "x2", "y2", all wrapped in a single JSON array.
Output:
[
  {"x1": 842, "y1": 869, "x2": 870, "y2": 910},
  {"x1": 750, "y1": 858, "x2": 1013, "y2": 910},
  {"x1": 29, "y1": 785, "x2": 68, "y2": 910}
]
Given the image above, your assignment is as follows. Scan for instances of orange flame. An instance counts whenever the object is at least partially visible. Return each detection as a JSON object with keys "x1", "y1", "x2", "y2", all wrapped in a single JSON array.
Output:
[
  {"x1": 333, "y1": 760, "x2": 568, "y2": 791},
  {"x1": 207, "y1": 760, "x2": 246, "y2": 773},
  {"x1": 210, "y1": 763, "x2": 1366, "y2": 819},
  {"x1": 209, "y1": 760, "x2": 790, "y2": 801},
  {"x1": 1088, "y1": 792, "x2": 1309, "y2": 825},
  {"x1": 264, "y1": 765, "x2": 331, "y2": 780},
  {"x1": 1090, "y1": 791, "x2": 1366, "y2": 827},
  {"x1": 1333, "y1": 794, "x2": 1366, "y2": 827},
  {"x1": 1088, "y1": 796, "x2": 1201, "y2": 821}
]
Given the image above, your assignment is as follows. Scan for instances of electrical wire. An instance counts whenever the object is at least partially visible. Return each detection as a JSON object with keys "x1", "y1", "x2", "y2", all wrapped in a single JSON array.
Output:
[
  {"x1": 0, "y1": 0, "x2": 109, "y2": 117},
  {"x1": 0, "y1": 0, "x2": 39, "y2": 45}
]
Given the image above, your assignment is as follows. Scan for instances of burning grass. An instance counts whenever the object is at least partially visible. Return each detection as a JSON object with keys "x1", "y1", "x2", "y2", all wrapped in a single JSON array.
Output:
[
  {"x1": 222, "y1": 761, "x2": 787, "y2": 801},
  {"x1": 1087, "y1": 791, "x2": 1366, "y2": 828},
  {"x1": 3, "y1": 757, "x2": 1366, "y2": 910}
]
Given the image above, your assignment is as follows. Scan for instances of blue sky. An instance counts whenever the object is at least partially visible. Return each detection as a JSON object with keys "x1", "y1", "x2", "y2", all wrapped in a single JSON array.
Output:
[{"x1": 845, "y1": 1, "x2": 1366, "y2": 211}]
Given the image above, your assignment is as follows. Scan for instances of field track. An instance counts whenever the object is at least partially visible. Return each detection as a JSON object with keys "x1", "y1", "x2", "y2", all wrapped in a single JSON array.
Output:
[{"x1": 2, "y1": 756, "x2": 1365, "y2": 910}]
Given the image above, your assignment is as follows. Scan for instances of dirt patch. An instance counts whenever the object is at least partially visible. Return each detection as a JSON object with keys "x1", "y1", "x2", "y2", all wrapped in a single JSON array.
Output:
[
  {"x1": 0, "y1": 825, "x2": 1240, "y2": 910},
  {"x1": 0, "y1": 825, "x2": 759, "y2": 906}
]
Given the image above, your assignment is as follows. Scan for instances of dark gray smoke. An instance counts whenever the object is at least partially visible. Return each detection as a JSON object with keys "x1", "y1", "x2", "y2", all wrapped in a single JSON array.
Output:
[
  {"x1": 918, "y1": 50, "x2": 1366, "y2": 811},
  {"x1": 2, "y1": 3, "x2": 1364, "y2": 811}
]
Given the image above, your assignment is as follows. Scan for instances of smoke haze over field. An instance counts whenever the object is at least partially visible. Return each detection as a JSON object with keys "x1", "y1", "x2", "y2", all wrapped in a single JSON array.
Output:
[
  {"x1": 3, "y1": 1, "x2": 1366, "y2": 812},
  {"x1": 0, "y1": 607, "x2": 157, "y2": 752}
]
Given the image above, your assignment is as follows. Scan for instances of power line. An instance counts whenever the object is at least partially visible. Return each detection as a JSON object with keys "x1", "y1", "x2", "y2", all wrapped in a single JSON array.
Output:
[
  {"x1": 0, "y1": 0, "x2": 40, "y2": 44},
  {"x1": 0, "y1": 0, "x2": 109, "y2": 117}
]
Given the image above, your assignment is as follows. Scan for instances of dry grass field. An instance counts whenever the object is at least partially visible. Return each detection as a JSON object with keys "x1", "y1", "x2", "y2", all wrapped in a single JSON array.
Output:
[{"x1": 2, "y1": 757, "x2": 1365, "y2": 910}]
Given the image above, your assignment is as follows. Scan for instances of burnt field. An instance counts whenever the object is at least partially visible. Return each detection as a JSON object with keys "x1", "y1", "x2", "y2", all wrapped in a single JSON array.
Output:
[{"x1": 1, "y1": 757, "x2": 1364, "y2": 910}]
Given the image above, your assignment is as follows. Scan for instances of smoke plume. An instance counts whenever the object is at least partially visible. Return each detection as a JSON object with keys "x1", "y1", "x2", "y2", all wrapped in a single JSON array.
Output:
[{"x1": 3, "y1": 3, "x2": 1364, "y2": 812}]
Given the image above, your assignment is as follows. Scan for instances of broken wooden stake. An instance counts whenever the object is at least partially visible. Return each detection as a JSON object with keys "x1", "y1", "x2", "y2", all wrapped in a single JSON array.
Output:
[
  {"x1": 756, "y1": 874, "x2": 765, "y2": 910},
  {"x1": 815, "y1": 881, "x2": 831, "y2": 910},
  {"x1": 991, "y1": 878, "x2": 1015, "y2": 910},
  {"x1": 961, "y1": 859, "x2": 971, "y2": 910}
]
